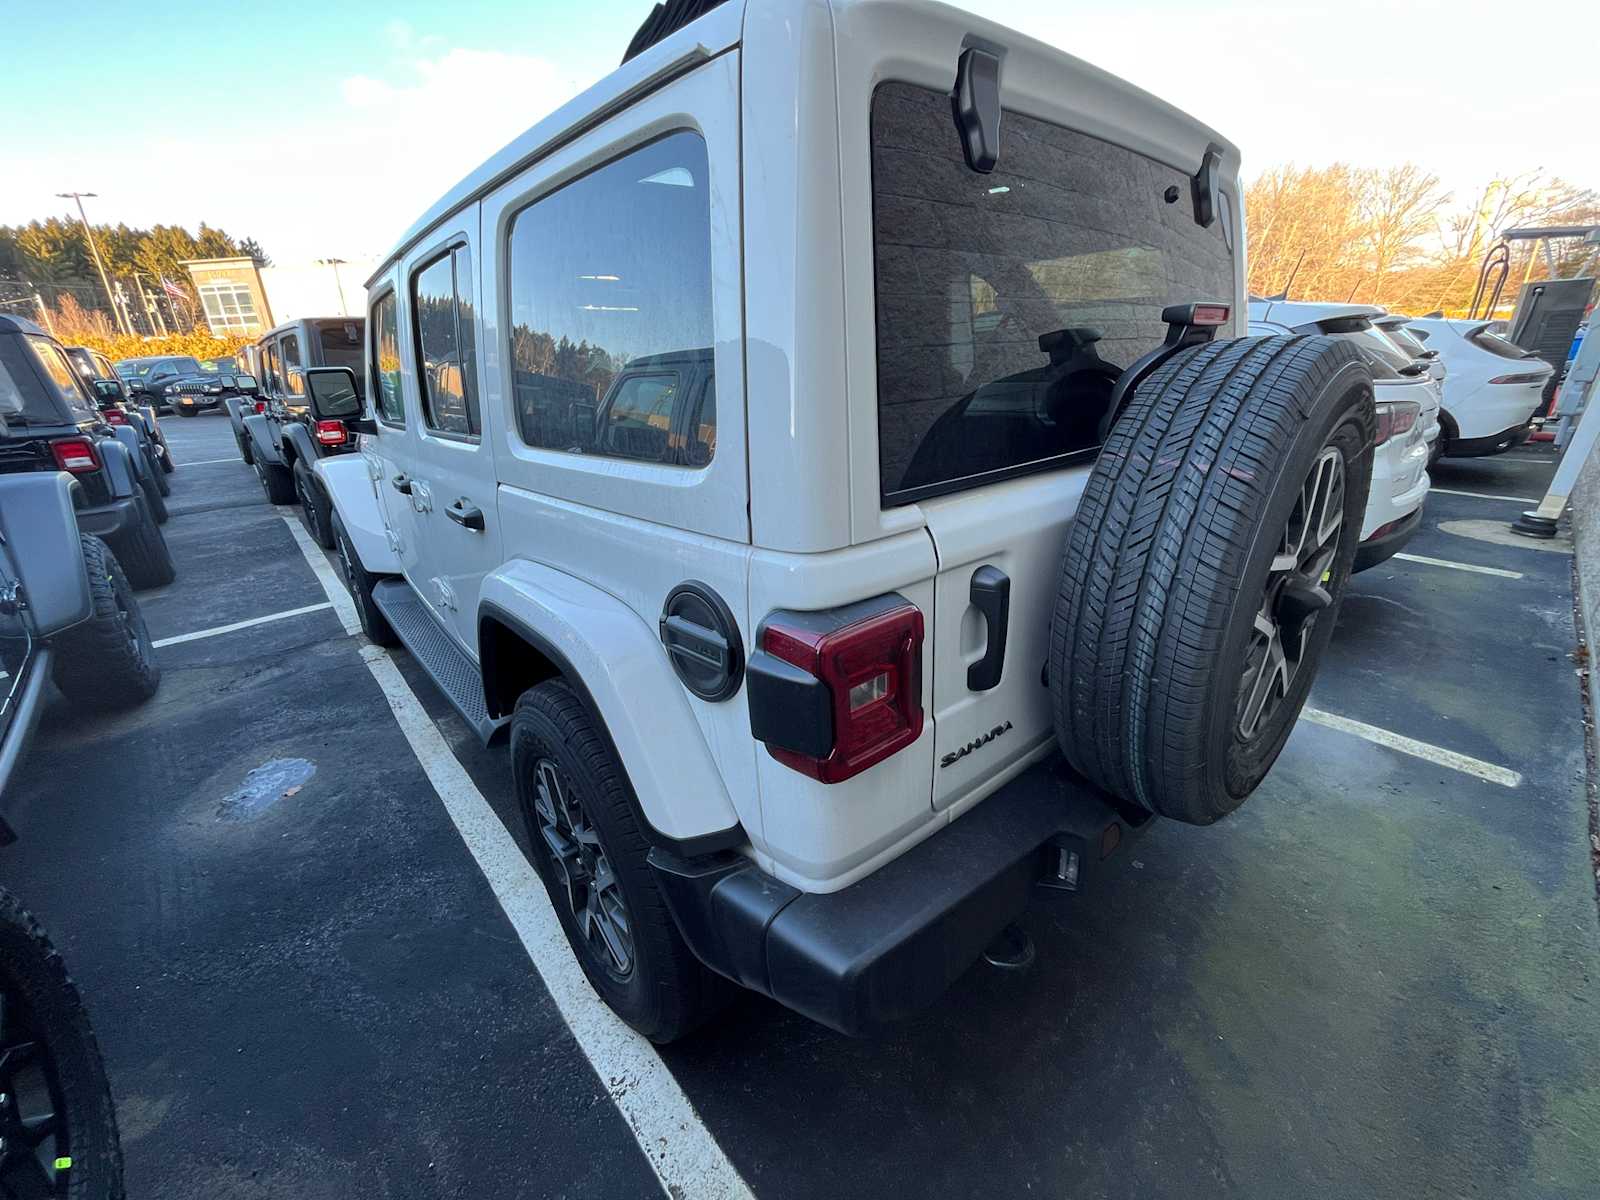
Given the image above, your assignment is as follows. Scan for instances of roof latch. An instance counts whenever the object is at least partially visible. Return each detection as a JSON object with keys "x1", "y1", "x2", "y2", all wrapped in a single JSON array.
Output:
[
  {"x1": 1191, "y1": 142, "x2": 1224, "y2": 229},
  {"x1": 951, "y1": 48, "x2": 1002, "y2": 174}
]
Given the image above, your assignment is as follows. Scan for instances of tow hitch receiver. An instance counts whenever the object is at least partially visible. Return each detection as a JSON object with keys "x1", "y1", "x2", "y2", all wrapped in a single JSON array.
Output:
[{"x1": 1037, "y1": 800, "x2": 1153, "y2": 893}]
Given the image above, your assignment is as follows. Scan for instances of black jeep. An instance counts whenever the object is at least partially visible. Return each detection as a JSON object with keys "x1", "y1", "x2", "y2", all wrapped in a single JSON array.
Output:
[
  {"x1": 66, "y1": 343, "x2": 177, "y2": 483},
  {"x1": 241, "y1": 317, "x2": 366, "y2": 547},
  {"x1": 115, "y1": 354, "x2": 258, "y2": 418},
  {"x1": 1, "y1": 317, "x2": 176, "y2": 589}
]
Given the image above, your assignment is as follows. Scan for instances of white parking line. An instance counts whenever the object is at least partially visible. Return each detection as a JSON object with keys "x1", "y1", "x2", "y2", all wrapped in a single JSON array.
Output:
[
  {"x1": 1301, "y1": 708, "x2": 1522, "y2": 787},
  {"x1": 282, "y1": 517, "x2": 751, "y2": 1200},
  {"x1": 151, "y1": 602, "x2": 334, "y2": 648},
  {"x1": 281, "y1": 517, "x2": 360, "y2": 635},
  {"x1": 1430, "y1": 487, "x2": 1539, "y2": 504},
  {"x1": 1391, "y1": 552, "x2": 1523, "y2": 579}
]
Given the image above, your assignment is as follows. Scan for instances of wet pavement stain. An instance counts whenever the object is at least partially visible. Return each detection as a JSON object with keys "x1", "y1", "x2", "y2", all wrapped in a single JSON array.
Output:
[{"x1": 216, "y1": 758, "x2": 316, "y2": 822}]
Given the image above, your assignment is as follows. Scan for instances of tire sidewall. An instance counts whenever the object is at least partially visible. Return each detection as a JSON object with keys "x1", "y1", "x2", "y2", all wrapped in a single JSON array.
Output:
[{"x1": 1204, "y1": 364, "x2": 1374, "y2": 806}]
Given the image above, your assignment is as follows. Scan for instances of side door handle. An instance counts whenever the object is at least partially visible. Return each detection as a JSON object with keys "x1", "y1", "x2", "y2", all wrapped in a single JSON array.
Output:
[
  {"x1": 391, "y1": 473, "x2": 412, "y2": 495},
  {"x1": 445, "y1": 498, "x2": 485, "y2": 531},
  {"x1": 967, "y1": 565, "x2": 1010, "y2": 692}
]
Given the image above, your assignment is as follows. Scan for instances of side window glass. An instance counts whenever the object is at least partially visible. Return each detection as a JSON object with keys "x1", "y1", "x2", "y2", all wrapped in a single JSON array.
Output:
[
  {"x1": 506, "y1": 131, "x2": 716, "y2": 466},
  {"x1": 412, "y1": 245, "x2": 479, "y2": 438},
  {"x1": 281, "y1": 334, "x2": 304, "y2": 398},
  {"x1": 262, "y1": 342, "x2": 280, "y2": 394},
  {"x1": 25, "y1": 337, "x2": 96, "y2": 421},
  {"x1": 370, "y1": 292, "x2": 404, "y2": 425}
]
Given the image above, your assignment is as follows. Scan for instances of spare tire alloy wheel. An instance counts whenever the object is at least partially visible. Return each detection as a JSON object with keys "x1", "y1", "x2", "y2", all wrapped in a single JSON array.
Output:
[
  {"x1": 1051, "y1": 334, "x2": 1375, "y2": 826},
  {"x1": 531, "y1": 757, "x2": 634, "y2": 979},
  {"x1": 1237, "y1": 446, "x2": 1343, "y2": 741}
]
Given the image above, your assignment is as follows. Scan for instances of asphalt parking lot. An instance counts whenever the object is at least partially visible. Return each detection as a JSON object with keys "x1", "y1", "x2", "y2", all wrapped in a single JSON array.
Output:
[{"x1": 7, "y1": 412, "x2": 1599, "y2": 1199}]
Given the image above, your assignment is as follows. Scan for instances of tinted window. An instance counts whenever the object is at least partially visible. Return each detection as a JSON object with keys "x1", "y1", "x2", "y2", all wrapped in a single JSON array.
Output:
[
  {"x1": 371, "y1": 292, "x2": 404, "y2": 425},
  {"x1": 871, "y1": 83, "x2": 1235, "y2": 502},
  {"x1": 281, "y1": 334, "x2": 304, "y2": 397},
  {"x1": 1315, "y1": 320, "x2": 1411, "y2": 379},
  {"x1": 1470, "y1": 327, "x2": 1537, "y2": 360},
  {"x1": 316, "y1": 320, "x2": 366, "y2": 396},
  {"x1": 506, "y1": 131, "x2": 716, "y2": 466},
  {"x1": 26, "y1": 337, "x2": 97, "y2": 421},
  {"x1": 412, "y1": 246, "x2": 478, "y2": 437},
  {"x1": 1381, "y1": 324, "x2": 1429, "y2": 358},
  {"x1": 261, "y1": 341, "x2": 281, "y2": 395}
]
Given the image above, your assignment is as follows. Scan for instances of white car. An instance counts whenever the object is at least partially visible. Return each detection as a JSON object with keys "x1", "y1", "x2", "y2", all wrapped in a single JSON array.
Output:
[
  {"x1": 1403, "y1": 317, "x2": 1554, "y2": 457},
  {"x1": 1249, "y1": 301, "x2": 1432, "y2": 571},
  {"x1": 1375, "y1": 314, "x2": 1448, "y2": 464}
]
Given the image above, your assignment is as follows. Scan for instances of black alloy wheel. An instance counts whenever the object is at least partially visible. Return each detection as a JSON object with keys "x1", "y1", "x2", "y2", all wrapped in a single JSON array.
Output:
[
  {"x1": 1236, "y1": 444, "x2": 1345, "y2": 741},
  {"x1": 529, "y1": 757, "x2": 634, "y2": 980}
]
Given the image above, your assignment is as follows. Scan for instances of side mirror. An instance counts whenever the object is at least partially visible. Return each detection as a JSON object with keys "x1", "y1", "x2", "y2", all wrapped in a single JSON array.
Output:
[
  {"x1": 304, "y1": 367, "x2": 363, "y2": 422},
  {"x1": 93, "y1": 378, "x2": 126, "y2": 402}
]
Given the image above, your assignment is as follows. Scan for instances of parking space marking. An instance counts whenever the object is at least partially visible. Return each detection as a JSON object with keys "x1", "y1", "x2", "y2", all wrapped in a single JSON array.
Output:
[
  {"x1": 283, "y1": 516, "x2": 751, "y2": 1199},
  {"x1": 1429, "y1": 487, "x2": 1539, "y2": 504},
  {"x1": 151, "y1": 602, "x2": 334, "y2": 648},
  {"x1": 1391, "y1": 552, "x2": 1523, "y2": 579},
  {"x1": 282, "y1": 517, "x2": 361, "y2": 635},
  {"x1": 1301, "y1": 708, "x2": 1522, "y2": 788}
]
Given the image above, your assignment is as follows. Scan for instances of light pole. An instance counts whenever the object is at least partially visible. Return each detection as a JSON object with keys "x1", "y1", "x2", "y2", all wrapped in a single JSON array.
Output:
[
  {"x1": 55, "y1": 191, "x2": 131, "y2": 336},
  {"x1": 316, "y1": 257, "x2": 349, "y2": 316}
]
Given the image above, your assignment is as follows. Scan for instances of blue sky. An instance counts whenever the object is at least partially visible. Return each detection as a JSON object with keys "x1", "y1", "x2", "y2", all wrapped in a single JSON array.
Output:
[{"x1": 6, "y1": 0, "x2": 1594, "y2": 265}]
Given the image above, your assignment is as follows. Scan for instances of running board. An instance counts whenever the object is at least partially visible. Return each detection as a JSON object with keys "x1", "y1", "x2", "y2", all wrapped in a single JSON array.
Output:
[{"x1": 370, "y1": 579, "x2": 505, "y2": 744}]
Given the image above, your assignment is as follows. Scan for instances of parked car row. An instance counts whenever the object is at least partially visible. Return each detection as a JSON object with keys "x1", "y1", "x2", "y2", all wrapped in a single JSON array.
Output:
[{"x1": 113, "y1": 354, "x2": 259, "y2": 418}]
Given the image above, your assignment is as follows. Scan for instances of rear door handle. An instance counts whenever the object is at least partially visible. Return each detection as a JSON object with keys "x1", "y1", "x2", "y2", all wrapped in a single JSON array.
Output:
[
  {"x1": 445, "y1": 499, "x2": 485, "y2": 531},
  {"x1": 967, "y1": 565, "x2": 1010, "y2": 692},
  {"x1": 391, "y1": 473, "x2": 412, "y2": 495}
]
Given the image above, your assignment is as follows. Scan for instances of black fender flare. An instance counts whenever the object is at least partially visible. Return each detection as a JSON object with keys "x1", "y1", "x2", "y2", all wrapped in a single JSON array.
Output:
[
  {"x1": 223, "y1": 396, "x2": 250, "y2": 438},
  {"x1": 241, "y1": 414, "x2": 285, "y2": 466},
  {"x1": 281, "y1": 422, "x2": 319, "y2": 470},
  {"x1": 96, "y1": 436, "x2": 140, "y2": 500}
]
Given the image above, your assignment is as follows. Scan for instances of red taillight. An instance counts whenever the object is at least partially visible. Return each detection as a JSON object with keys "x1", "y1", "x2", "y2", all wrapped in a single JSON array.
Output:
[
  {"x1": 761, "y1": 600, "x2": 924, "y2": 783},
  {"x1": 103, "y1": 409, "x2": 130, "y2": 426},
  {"x1": 1190, "y1": 303, "x2": 1231, "y2": 326},
  {"x1": 50, "y1": 438, "x2": 100, "y2": 474},
  {"x1": 1374, "y1": 400, "x2": 1421, "y2": 446},
  {"x1": 254, "y1": 401, "x2": 267, "y2": 414},
  {"x1": 1487, "y1": 372, "x2": 1547, "y2": 385},
  {"x1": 315, "y1": 419, "x2": 348, "y2": 446}
]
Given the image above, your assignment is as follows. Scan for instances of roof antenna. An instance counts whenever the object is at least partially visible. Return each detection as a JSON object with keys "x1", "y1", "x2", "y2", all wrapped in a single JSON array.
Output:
[{"x1": 1269, "y1": 251, "x2": 1305, "y2": 302}]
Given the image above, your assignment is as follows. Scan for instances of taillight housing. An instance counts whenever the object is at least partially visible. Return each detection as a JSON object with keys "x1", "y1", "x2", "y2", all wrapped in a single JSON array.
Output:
[
  {"x1": 749, "y1": 596, "x2": 924, "y2": 783},
  {"x1": 50, "y1": 437, "x2": 100, "y2": 474},
  {"x1": 315, "y1": 419, "x2": 348, "y2": 446},
  {"x1": 1374, "y1": 399, "x2": 1421, "y2": 446},
  {"x1": 253, "y1": 400, "x2": 267, "y2": 414},
  {"x1": 102, "y1": 409, "x2": 130, "y2": 425}
]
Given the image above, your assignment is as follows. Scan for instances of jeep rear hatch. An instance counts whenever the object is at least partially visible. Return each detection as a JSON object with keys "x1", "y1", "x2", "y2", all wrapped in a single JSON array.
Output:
[{"x1": 868, "y1": 80, "x2": 1238, "y2": 811}]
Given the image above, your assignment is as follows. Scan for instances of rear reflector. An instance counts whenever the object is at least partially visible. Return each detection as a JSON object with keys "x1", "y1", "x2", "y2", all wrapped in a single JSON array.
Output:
[
  {"x1": 102, "y1": 409, "x2": 130, "y2": 425},
  {"x1": 50, "y1": 438, "x2": 99, "y2": 474},
  {"x1": 254, "y1": 401, "x2": 267, "y2": 414},
  {"x1": 755, "y1": 598, "x2": 924, "y2": 783},
  {"x1": 315, "y1": 419, "x2": 348, "y2": 446},
  {"x1": 1190, "y1": 303, "x2": 1231, "y2": 326}
]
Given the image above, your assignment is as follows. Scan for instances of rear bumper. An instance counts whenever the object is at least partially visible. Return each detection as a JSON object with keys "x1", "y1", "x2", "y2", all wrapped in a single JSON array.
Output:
[
  {"x1": 1444, "y1": 420, "x2": 1536, "y2": 458},
  {"x1": 75, "y1": 495, "x2": 141, "y2": 542},
  {"x1": 649, "y1": 756, "x2": 1150, "y2": 1036},
  {"x1": 1354, "y1": 505, "x2": 1423, "y2": 572}
]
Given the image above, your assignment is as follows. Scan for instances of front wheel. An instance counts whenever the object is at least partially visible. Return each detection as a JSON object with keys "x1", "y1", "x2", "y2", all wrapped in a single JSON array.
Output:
[
  {"x1": 511, "y1": 681, "x2": 728, "y2": 1043},
  {"x1": 144, "y1": 447, "x2": 171, "y2": 497},
  {"x1": 0, "y1": 888, "x2": 124, "y2": 1199},
  {"x1": 255, "y1": 458, "x2": 295, "y2": 505},
  {"x1": 235, "y1": 430, "x2": 254, "y2": 467},
  {"x1": 294, "y1": 460, "x2": 334, "y2": 549},
  {"x1": 109, "y1": 495, "x2": 176, "y2": 590},
  {"x1": 1051, "y1": 334, "x2": 1376, "y2": 825},
  {"x1": 332, "y1": 515, "x2": 398, "y2": 648}
]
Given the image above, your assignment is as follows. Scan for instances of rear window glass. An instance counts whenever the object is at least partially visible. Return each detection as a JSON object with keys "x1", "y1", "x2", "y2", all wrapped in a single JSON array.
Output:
[
  {"x1": 1315, "y1": 320, "x2": 1412, "y2": 379},
  {"x1": 871, "y1": 82, "x2": 1235, "y2": 503},
  {"x1": 316, "y1": 321, "x2": 366, "y2": 397},
  {"x1": 1379, "y1": 323, "x2": 1428, "y2": 358},
  {"x1": 1470, "y1": 327, "x2": 1536, "y2": 360}
]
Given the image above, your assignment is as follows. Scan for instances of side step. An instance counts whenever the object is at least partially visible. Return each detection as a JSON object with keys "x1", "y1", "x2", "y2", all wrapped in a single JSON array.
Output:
[{"x1": 370, "y1": 579, "x2": 506, "y2": 743}]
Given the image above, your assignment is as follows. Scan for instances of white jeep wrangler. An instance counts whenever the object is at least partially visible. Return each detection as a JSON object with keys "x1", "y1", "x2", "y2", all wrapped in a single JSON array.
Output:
[{"x1": 307, "y1": 0, "x2": 1376, "y2": 1041}]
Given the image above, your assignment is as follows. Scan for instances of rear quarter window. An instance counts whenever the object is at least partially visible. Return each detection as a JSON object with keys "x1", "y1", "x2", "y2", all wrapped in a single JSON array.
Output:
[{"x1": 871, "y1": 82, "x2": 1235, "y2": 504}]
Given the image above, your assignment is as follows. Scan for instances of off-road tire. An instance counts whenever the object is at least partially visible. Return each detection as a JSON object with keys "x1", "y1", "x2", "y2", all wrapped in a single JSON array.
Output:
[
  {"x1": 332, "y1": 514, "x2": 398, "y2": 647},
  {"x1": 294, "y1": 460, "x2": 334, "y2": 549},
  {"x1": 174, "y1": 407, "x2": 198, "y2": 418},
  {"x1": 512, "y1": 680, "x2": 728, "y2": 1043},
  {"x1": 144, "y1": 447, "x2": 171, "y2": 497},
  {"x1": 1051, "y1": 334, "x2": 1375, "y2": 825},
  {"x1": 256, "y1": 457, "x2": 295, "y2": 505},
  {"x1": 138, "y1": 467, "x2": 168, "y2": 524},
  {"x1": 108, "y1": 495, "x2": 176, "y2": 590},
  {"x1": 235, "y1": 429, "x2": 254, "y2": 466},
  {"x1": 52, "y1": 535, "x2": 161, "y2": 709},
  {"x1": 0, "y1": 888, "x2": 124, "y2": 1199}
]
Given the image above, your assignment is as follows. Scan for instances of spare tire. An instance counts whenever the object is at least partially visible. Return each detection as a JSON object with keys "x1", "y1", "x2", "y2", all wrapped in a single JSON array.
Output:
[{"x1": 1050, "y1": 334, "x2": 1375, "y2": 825}]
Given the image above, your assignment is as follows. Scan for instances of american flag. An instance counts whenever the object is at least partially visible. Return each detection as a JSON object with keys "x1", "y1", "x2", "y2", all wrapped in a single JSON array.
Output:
[{"x1": 160, "y1": 276, "x2": 189, "y2": 301}]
